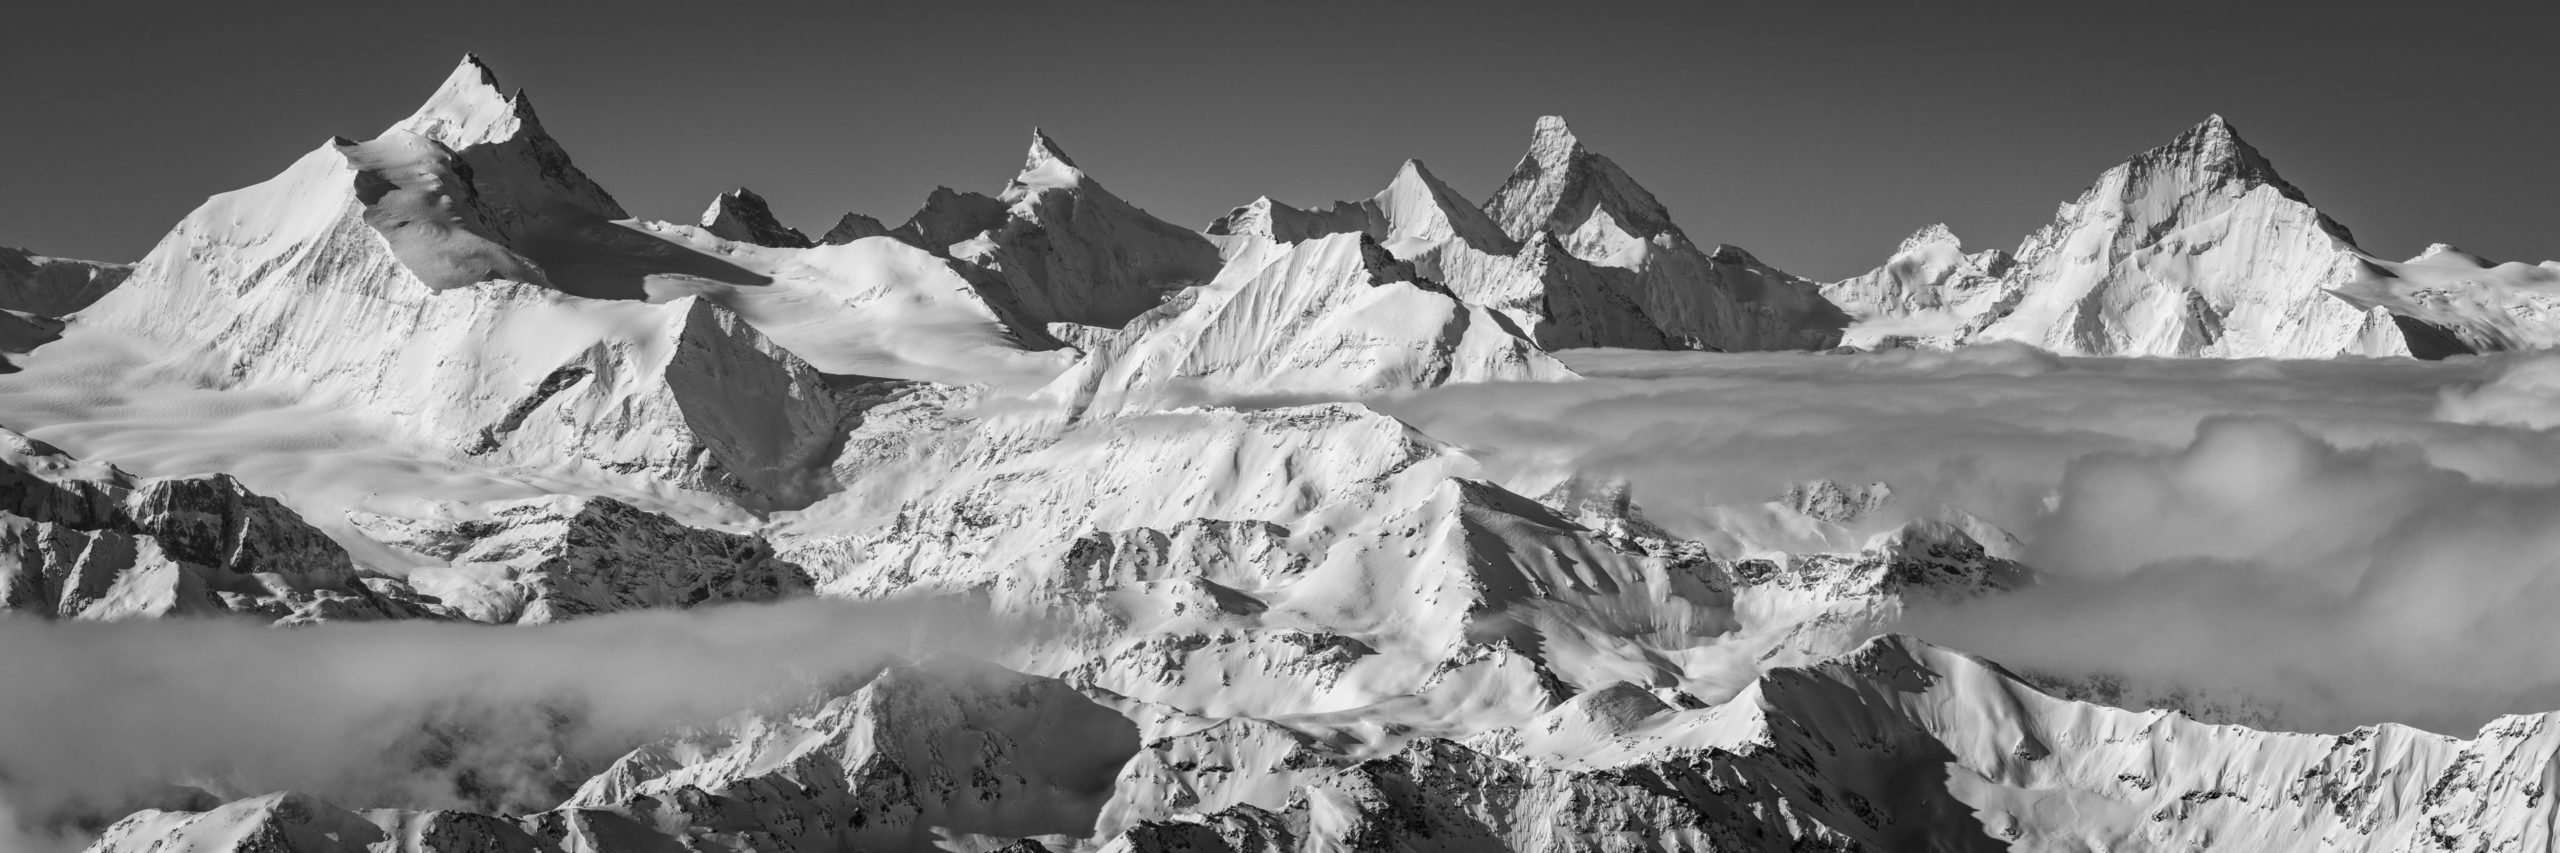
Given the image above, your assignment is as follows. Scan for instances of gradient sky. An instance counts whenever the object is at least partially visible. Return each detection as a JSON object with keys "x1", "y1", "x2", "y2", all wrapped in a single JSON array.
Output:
[{"x1": 5, "y1": 0, "x2": 2552, "y2": 280}]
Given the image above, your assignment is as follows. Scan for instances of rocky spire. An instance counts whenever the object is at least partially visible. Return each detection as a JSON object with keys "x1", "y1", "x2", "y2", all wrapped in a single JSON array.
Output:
[
  {"x1": 820, "y1": 211, "x2": 891, "y2": 245},
  {"x1": 1482, "y1": 115, "x2": 1682, "y2": 245},
  {"x1": 700, "y1": 187, "x2": 814, "y2": 248},
  {"x1": 397, "y1": 54, "x2": 536, "y2": 150},
  {"x1": 1006, "y1": 127, "x2": 1089, "y2": 201}
]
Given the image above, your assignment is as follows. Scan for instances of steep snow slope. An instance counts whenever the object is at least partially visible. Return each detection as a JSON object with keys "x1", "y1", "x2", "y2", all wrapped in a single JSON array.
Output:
[
  {"x1": 1976, "y1": 116, "x2": 2408, "y2": 357},
  {"x1": 0, "y1": 246, "x2": 129, "y2": 316},
  {"x1": 1841, "y1": 117, "x2": 2412, "y2": 358},
  {"x1": 1040, "y1": 232, "x2": 1574, "y2": 419},
  {"x1": 2333, "y1": 243, "x2": 2560, "y2": 357},
  {"x1": 75, "y1": 57, "x2": 850, "y2": 511}
]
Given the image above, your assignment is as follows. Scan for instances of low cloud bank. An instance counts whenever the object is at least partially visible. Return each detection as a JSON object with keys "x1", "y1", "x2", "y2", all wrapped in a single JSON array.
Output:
[
  {"x1": 1377, "y1": 346, "x2": 2560, "y2": 734},
  {"x1": 0, "y1": 598, "x2": 1005, "y2": 848}
]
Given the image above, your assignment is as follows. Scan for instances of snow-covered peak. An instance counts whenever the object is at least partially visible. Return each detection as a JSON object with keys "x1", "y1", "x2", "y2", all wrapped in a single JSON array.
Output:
[
  {"x1": 1372, "y1": 159, "x2": 1512, "y2": 256},
  {"x1": 699, "y1": 187, "x2": 815, "y2": 248},
  {"x1": 1007, "y1": 127, "x2": 1089, "y2": 200},
  {"x1": 2409, "y1": 242, "x2": 2492, "y2": 267},
  {"x1": 1484, "y1": 115, "x2": 1681, "y2": 244},
  {"x1": 1525, "y1": 115, "x2": 1581, "y2": 169},
  {"x1": 2138, "y1": 113, "x2": 2305, "y2": 207},
  {"x1": 395, "y1": 54, "x2": 533, "y2": 151},
  {"x1": 1957, "y1": 114, "x2": 2397, "y2": 357},
  {"x1": 1897, "y1": 223, "x2": 1962, "y2": 255}
]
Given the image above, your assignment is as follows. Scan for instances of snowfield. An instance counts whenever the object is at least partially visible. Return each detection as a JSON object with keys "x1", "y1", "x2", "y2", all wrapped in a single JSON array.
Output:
[{"x1": 2, "y1": 55, "x2": 2558, "y2": 852}]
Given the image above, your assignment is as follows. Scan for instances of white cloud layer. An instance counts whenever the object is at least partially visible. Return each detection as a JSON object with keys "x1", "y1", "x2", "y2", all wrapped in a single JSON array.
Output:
[
  {"x1": 1376, "y1": 346, "x2": 2560, "y2": 734},
  {"x1": 0, "y1": 598, "x2": 1000, "y2": 848}
]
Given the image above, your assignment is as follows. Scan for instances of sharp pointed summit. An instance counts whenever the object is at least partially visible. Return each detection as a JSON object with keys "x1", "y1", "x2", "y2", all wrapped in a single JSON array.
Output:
[
  {"x1": 1831, "y1": 115, "x2": 2416, "y2": 357},
  {"x1": 399, "y1": 54, "x2": 536, "y2": 151},
  {"x1": 909, "y1": 126, "x2": 1219, "y2": 330},
  {"x1": 700, "y1": 187, "x2": 815, "y2": 248},
  {"x1": 1008, "y1": 127, "x2": 1089, "y2": 200},
  {"x1": 1484, "y1": 115, "x2": 1680, "y2": 245}
]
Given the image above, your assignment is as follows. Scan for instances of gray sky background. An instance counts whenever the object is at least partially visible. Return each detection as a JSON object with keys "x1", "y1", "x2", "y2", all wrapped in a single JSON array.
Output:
[{"x1": 5, "y1": 0, "x2": 2552, "y2": 280}]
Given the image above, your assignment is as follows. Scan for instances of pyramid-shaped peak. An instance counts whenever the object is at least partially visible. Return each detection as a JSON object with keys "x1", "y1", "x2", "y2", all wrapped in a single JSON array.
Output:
[
  {"x1": 700, "y1": 187, "x2": 813, "y2": 248},
  {"x1": 1532, "y1": 115, "x2": 1579, "y2": 148},
  {"x1": 1486, "y1": 114, "x2": 1681, "y2": 244},
  {"x1": 2155, "y1": 113, "x2": 2268, "y2": 165},
  {"x1": 1027, "y1": 128, "x2": 1080, "y2": 169},
  {"x1": 1008, "y1": 127, "x2": 1090, "y2": 199},
  {"x1": 1524, "y1": 116, "x2": 1586, "y2": 169},
  {"x1": 399, "y1": 53, "x2": 534, "y2": 149},
  {"x1": 1382, "y1": 158, "x2": 1465, "y2": 200},
  {"x1": 2185, "y1": 113, "x2": 2246, "y2": 146}
]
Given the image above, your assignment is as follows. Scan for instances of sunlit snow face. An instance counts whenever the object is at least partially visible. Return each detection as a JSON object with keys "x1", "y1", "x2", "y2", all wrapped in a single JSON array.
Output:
[{"x1": 1372, "y1": 345, "x2": 2560, "y2": 734}]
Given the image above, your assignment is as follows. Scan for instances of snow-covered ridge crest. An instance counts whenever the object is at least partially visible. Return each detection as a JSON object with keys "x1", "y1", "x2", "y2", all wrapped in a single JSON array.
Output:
[
  {"x1": 1210, "y1": 118, "x2": 1847, "y2": 352},
  {"x1": 75, "y1": 56, "x2": 846, "y2": 510},
  {"x1": 2333, "y1": 243, "x2": 2560, "y2": 356},
  {"x1": 1038, "y1": 231, "x2": 1575, "y2": 420}
]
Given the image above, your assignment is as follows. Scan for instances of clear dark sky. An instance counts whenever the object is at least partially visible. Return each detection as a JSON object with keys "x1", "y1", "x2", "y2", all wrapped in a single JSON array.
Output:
[{"x1": 6, "y1": 0, "x2": 2553, "y2": 280}]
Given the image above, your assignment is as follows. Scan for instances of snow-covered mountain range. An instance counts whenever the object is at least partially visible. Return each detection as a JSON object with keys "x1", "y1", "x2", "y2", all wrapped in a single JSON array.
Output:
[{"x1": 6, "y1": 55, "x2": 2559, "y2": 852}]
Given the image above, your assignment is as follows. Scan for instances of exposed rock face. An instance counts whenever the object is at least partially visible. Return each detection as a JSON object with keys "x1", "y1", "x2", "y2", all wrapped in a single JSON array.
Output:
[
  {"x1": 349, "y1": 495, "x2": 811, "y2": 623},
  {"x1": 0, "y1": 245, "x2": 130, "y2": 316},
  {"x1": 1207, "y1": 122, "x2": 1849, "y2": 353},
  {"x1": 74, "y1": 56, "x2": 848, "y2": 510},
  {"x1": 1474, "y1": 117, "x2": 1848, "y2": 351},
  {"x1": 559, "y1": 660, "x2": 1142, "y2": 851},
  {"x1": 698, "y1": 187, "x2": 814, "y2": 248},
  {"x1": 0, "y1": 308, "x2": 63, "y2": 372},
  {"x1": 898, "y1": 131, "x2": 1224, "y2": 331},
  {"x1": 1835, "y1": 116, "x2": 2415, "y2": 357},
  {"x1": 0, "y1": 427, "x2": 448, "y2": 623},
  {"x1": 819, "y1": 211, "x2": 892, "y2": 245}
]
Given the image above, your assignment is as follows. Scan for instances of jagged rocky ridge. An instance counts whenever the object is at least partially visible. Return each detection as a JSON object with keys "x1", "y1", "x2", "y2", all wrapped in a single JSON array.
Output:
[
  {"x1": 14, "y1": 54, "x2": 2560, "y2": 853},
  {"x1": 1208, "y1": 118, "x2": 1850, "y2": 353},
  {"x1": 88, "y1": 636, "x2": 2560, "y2": 852},
  {"x1": 0, "y1": 426, "x2": 450, "y2": 623}
]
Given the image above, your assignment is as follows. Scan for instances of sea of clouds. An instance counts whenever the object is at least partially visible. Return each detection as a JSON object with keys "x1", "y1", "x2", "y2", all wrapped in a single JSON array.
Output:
[{"x1": 1378, "y1": 344, "x2": 2560, "y2": 735}]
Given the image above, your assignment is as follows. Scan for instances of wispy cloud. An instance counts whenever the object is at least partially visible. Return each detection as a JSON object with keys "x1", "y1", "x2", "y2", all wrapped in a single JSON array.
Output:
[{"x1": 0, "y1": 598, "x2": 1001, "y2": 847}]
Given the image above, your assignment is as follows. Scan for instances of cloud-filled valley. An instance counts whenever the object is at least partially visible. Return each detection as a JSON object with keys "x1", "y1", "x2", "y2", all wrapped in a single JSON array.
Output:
[{"x1": 5, "y1": 52, "x2": 2560, "y2": 852}]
